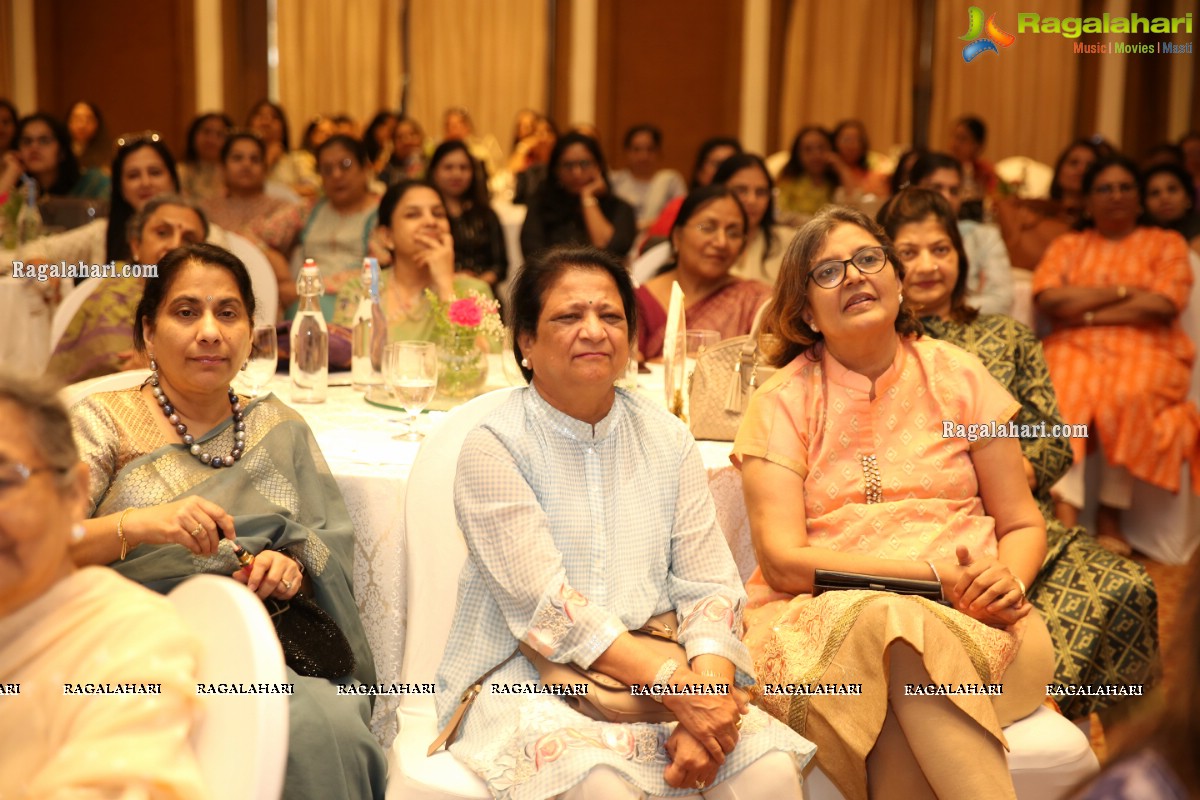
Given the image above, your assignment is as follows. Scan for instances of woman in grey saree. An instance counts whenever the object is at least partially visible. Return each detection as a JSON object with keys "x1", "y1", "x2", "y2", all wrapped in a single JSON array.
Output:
[{"x1": 68, "y1": 243, "x2": 386, "y2": 800}]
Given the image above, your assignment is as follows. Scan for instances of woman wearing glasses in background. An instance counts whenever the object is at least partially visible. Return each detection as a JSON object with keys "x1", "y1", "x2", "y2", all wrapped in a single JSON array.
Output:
[
  {"x1": 1033, "y1": 154, "x2": 1200, "y2": 555},
  {"x1": 635, "y1": 185, "x2": 771, "y2": 359},
  {"x1": 734, "y1": 206, "x2": 1053, "y2": 800},
  {"x1": 712, "y1": 153, "x2": 794, "y2": 286},
  {"x1": 0, "y1": 112, "x2": 110, "y2": 202},
  {"x1": 520, "y1": 131, "x2": 637, "y2": 259}
]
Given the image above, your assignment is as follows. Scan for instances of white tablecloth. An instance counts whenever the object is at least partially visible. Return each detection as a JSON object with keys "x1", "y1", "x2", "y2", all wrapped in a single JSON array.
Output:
[{"x1": 269, "y1": 362, "x2": 743, "y2": 747}]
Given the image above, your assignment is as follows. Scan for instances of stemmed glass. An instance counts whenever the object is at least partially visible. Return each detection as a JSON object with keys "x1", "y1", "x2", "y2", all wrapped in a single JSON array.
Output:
[
  {"x1": 241, "y1": 324, "x2": 279, "y2": 398},
  {"x1": 383, "y1": 341, "x2": 438, "y2": 441}
]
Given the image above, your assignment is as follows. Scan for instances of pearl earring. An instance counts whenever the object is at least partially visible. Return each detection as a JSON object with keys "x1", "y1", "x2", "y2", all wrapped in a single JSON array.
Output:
[
  {"x1": 520, "y1": 357, "x2": 530, "y2": 369},
  {"x1": 149, "y1": 356, "x2": 158, "y2": 374},
  {"x1": 898, "y1": 291, "x2": 904, "y2": 304},
  {"x1": 809, "y1": 321, "x2": 819, "y2": 332},
  {"x1": 70, "y1": 523, "x2": 86, "y2": 542}
]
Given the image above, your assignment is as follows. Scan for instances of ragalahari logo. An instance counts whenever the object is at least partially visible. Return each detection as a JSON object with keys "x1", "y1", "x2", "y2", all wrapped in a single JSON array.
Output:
[{"x1": 960, "y1": 6, "x2": 1016, "y2": 62}]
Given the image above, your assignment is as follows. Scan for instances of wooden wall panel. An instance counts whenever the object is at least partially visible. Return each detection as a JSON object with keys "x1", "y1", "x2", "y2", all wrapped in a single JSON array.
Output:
[{"x1": 222, "y1": 0, "x2": 269, "y2": 125}]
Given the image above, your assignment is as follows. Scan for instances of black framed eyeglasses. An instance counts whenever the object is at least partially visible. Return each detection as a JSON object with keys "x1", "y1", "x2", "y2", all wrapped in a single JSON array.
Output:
[{"x1": 807, "y1": 246, "x2": 889, "y2": 289}]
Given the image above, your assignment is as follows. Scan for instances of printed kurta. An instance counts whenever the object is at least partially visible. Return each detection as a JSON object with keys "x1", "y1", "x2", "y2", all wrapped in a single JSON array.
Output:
[
  {"x1": 1032, "y1": 226, "x2": 1200, "y2": 493},
  {"x1": 732, "y1": 336, "x2": 1032, "y2": 800},
  {"x1": 436, "y1": 387, "x2": 814, "y2": 799},
  {"x1": 636, "y1": 279, "x2": 772, "y2": 360}
]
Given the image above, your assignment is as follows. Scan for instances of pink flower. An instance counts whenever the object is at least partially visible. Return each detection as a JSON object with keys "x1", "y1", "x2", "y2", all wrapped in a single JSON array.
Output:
[{"x1": 448, "y1": 297, "x2": 484, "y2": 327}]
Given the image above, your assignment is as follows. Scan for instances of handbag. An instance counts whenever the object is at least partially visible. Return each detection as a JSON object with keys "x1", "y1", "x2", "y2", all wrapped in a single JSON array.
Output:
[
  {"x1": 688, "y1": 301, "x2": 776, "y2": 441},
  {"x1": 265, "y1": 592, "x2": 358, "y2": 680},
  {"x1": 429, "y1": 611, "x2": 685, "y2": 755},
  {"x1": 812, "y1": 568, "x2": 948, "y2": 605}
]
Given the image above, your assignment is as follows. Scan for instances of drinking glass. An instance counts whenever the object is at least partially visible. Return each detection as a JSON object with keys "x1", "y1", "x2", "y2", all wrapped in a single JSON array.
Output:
[
  {"x1": 241, "y1": 324, "x2": 279, "y2": 397},
  {"x1": 384, "y1": 341, "x2": 438, "y2": 441},
  {"x1": 684, "y1": 329, "x2": 721, "y2": 382}
]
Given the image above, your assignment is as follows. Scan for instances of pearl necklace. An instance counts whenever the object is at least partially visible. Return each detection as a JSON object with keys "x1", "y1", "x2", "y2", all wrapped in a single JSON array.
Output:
[{"x1": 150, "y1": 372, "x2": 246, "y2": 468}]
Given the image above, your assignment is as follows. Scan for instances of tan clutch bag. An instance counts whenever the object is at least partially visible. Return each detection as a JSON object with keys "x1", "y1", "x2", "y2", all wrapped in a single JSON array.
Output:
[{"x1": 688, "y1": 301, "x2": 776, "y2": 442}]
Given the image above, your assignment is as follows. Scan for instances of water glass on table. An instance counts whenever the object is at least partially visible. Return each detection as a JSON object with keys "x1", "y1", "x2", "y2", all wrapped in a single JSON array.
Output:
[
  {"x1": 383, "y1": 341, "x2": 438, "y2": 441},
  {"x1": 240, "y1": 324, "x2": 279, "y2": 397},
  {"x1": 684, "y1": 329, "x2": 721, "y2": 381}
]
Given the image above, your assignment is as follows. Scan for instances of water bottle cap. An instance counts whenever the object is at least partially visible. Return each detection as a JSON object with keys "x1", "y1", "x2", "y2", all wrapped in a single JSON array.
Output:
[{"x1": 300, "y1": 263, "x2": 320, "y2": 277}]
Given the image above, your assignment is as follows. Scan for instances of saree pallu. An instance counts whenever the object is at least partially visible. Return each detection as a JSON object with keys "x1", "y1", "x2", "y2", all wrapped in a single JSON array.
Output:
[{"x1": 72, "y1": 390, "x2": 386, "y2": 800}]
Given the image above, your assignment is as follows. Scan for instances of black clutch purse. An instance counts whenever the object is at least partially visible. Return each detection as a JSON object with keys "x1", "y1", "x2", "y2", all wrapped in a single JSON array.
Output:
[
  {"x1": 265, "y1": 593, "x2": 357, "y2": 680},
  {"x1": 812, "y1": 569, "x2": 949, "y2": 606}
]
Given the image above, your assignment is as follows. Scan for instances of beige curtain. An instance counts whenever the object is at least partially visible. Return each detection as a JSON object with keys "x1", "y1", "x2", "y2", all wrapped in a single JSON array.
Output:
[
  {"x1": 778, "y1": 0, "x2": 917, "y2": 158},
  {"x1": 406, "y1": 0, "x2": 548, "y2": 159},
  {"x1": 930, "y1": 0, "x2": 1081, "y2": 166},
  {"x1": 276, "y1": 0, "x2": 404, "y2": 139}
]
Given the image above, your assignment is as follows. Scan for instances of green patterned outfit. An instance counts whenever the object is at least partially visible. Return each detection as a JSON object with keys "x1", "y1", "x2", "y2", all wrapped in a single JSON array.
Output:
[{"x1": 922, "y1": 314, "x2": 1158, "y2": 718}]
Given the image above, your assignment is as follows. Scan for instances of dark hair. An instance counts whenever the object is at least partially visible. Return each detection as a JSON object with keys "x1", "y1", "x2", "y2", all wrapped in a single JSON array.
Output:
[
  {"x1": 669, "y1": 184, "x2": 749, "y2": 269},
  {"x1": 1077, "y1": 154, "x2": 1141, "y2": 230},
  {"x1": 0, "y1": 98, "x2": 17, "y2": 151},
  {"x1": 219, "y1": 130, "x2": 266, "y2": 164},
  {"x1": 245, "y1": 99, "x2": 291, "y2": 151},
  {"x1": 1049, "y1": 138, "x2": 1102, "y2": 201},
  {"x1": 184, "y1": 112, "x2": 233, "y2": 163},
  {"x1": 832, "y1": 119, "x2": 871, "y2": 171},
  {"x1": 65, "y1": 100, "x2": 109, "y2": 170},
  {"x1": 377, "y1": 179, "x2": 446, "y2": 231},
  {"x1": 908, "y1": 152, "x2": 963, "y2": 187},
  {"x1": 1139, "y1": 162, "x2": 1196, "y2": 224},
  {"x1": 889, "y1": 147, "x2": 926, "y2": 195},
  {"x1": 106, "y1": 137, "x2": 181, "y2": 264},
  {"x1": 133, "y1": 243, "x2": 256, "y2": 353},
  {"x1": 16, "y1": 113, "x2": 80, "y2": 196},
  {"x1": 0, "y1": 371, "x2": 80, "y2": 486},
  {"x1": 689, "y1": 136, "x2": 742, "y2": 187},
  {"x1": 877, "y1": 188, "x2": 977, "y2": 323},
  {"x1": 126, "y1": 194, "x2": 210, "y2": 245},
  {"x1": 623, "y1": 124, "x2": 662, "y2": 150},
  {"x1": 363, "y1": 110, "x2": 397, "y2": 163},
  {"x1": 534, "y1": 132, "x2": 612, "y2": 222},
  {"x1": 712, "y1": 153, "x2": 778, "y2": 257},
  {"x1": 508, "y1": 245, "x2": 636, "y2": 383},
  {"x1": 956, "y1": 115, "x2": 987, "y2": 146},
  {"x1": 780, "y1": 126, "x2": 839, "y2": 184},
  {"x1": 427, "y1": 140, "x2": 487, "y2": 210},
  {"x1": 316, "y1": 134, "x2": 369, "y2": 166},
  {"x1": 767, "y1": 205, "x2": 922, "y2": 367}
]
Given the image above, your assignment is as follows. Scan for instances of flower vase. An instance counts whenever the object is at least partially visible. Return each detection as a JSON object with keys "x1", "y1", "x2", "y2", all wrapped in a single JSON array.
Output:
[{"x1": 437, "y1": 329, "x2": 488, "y2": 399}]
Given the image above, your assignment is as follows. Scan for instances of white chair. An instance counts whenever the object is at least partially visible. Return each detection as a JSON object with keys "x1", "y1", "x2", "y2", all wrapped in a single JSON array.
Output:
[
  {"x1": 389, "y1": 387, "x2": 514, "y2": 799},
  {"x1": 60, "y1": 368, "x2": 151, "y2": 406},
  {"x1": 167, "y1": 575, "x2": 289, "y2": 800},
  {"x1": 48, "y1": 278, "x2": 102, "y2": 355},
  {"x1": 225, "y1": 231, "x2": 279, "y2": 326},
  {"x1": 631, "y1": 240, "x2": 672, "y2": 286}
]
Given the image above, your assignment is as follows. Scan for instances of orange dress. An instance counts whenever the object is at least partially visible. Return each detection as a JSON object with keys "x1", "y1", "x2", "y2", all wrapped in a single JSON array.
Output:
[
  {"x1": 732, "y1": 336, "x2": 1031, "y2": 800},
  {"x1": 1032, "y1": 227, "x2": 1200, "y2": 493}
]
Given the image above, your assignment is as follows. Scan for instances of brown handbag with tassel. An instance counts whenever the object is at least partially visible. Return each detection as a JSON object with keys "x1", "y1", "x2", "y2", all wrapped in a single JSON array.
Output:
[{"x1": 688, "y1": 301, "x2": 776, "y2": 441}]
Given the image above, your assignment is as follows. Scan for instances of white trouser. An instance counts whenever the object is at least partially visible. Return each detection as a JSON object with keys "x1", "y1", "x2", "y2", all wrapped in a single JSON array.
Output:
[{"x1": 558, "y1": 750, "x2": 801, "y2": 800}]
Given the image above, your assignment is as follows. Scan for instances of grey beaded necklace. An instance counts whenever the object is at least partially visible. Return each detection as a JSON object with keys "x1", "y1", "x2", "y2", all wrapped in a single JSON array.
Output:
[{"x1": 149, "y1": 360, "x2": 246, "y2": 468}]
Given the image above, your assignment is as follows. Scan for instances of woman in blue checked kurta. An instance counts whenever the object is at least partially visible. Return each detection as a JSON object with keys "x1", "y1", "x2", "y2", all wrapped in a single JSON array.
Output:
[{"x1": 436, "y1": 246, "x2": 813, "y2": 800}]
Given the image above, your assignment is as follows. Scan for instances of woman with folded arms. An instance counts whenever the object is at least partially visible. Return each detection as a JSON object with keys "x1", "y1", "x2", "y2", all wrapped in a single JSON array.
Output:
[
  {"x1": 437, "y1": 245, "x2": 812, "y2": 799},
  {"x1": 0, "y1": 372, "x2": 205, "y2": 799},
  {"x1": 69, "y1": 243, "x2": 386, "y2": 800},
  {"x1": 734, "y1": 206, "x2": 1053, "y2": 800}
]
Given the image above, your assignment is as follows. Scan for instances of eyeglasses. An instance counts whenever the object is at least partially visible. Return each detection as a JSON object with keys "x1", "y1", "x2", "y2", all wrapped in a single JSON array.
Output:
[
  {"x1": 319, "y1": 157, "x2": 357, "y2": 177},
  {"x1": 559, "y1": 158, "x2": 595, "y2": 172},
  {"x1": 115, "y1": 130, "x2": 163, "y2": 151},
  {"x1": 807, "y1": 246, "x2": 889, "y2": 289},
  {"x1": 692, "y1": 221, "x2": 746, "y2": 242},
  {"x1": 18, "y1": 134, "x2": 55, "y2": 148},
  {"x1": 0, "y1": 462, "x2": 64, "y2": 498},
  {"x1": 1093, "y1": 182, "x2": 1137, "y2": 196}
]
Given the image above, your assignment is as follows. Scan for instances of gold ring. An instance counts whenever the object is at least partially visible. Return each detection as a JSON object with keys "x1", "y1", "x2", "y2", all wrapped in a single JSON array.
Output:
[
  {"x1": 191, "y1": 526, "x2": 202, "y2": 538},
  {"x1": 282, "y1": 579, "x2": 293, "y2": 591},
  {"x1": 735, "y1": 716, "x2": 743, "y2": 729},
  {"x1": 695, "y1": 780, "x2": 705, "y2": 789}
]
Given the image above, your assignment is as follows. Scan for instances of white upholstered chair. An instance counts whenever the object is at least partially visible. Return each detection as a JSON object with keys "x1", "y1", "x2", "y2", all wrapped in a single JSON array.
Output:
[
  {"x1": 48, "y1": 278, "x2": 101, "y2": 355},
  {"x1": 167, "y1": 575, "x2": 289, "y2": 800},
  {"x1": 225, "y1": 231, "x2": 279, "y2": 326}
]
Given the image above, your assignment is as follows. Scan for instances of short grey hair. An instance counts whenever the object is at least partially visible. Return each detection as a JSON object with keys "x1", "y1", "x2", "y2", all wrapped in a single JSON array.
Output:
[
  {"x1": 126, "y1": 194, "x2": 210, "y2": 246},
  {"x1": 0, "y1": 371, "x2": 79, "y2": 485}
]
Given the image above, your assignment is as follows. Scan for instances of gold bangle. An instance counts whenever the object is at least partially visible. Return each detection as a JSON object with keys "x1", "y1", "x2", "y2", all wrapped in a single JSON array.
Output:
[
  {"x1": 1014, "y1": 576, "x2": 1027, "y2": 603},
  {"x1": 1116, "y1": 284, "x2": 1128, "y2": 300},
  {"x1": 117, "y1": 508, "x2": 132, "y2": 561}
]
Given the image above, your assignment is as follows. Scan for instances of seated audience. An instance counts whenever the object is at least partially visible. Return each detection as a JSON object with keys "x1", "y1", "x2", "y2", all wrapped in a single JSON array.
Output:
[
  {"x1": 829, "y1": 119, "x2": 890, "y2": 201},
  {"x1": 70, "y1": 243, "x2": 387, "y2": 800},
  {"x1": 880, "y1": 188, "x2": 1159, "y2": 719},
  {"x1": 520, "y1": 131, "x2": 636, "y2": 258},
  {"x1": 948, "y1": 115, "x2": 997, "y2": 214},
  {"x1": 378, "y1": 116, "x2": 427, "y2": 186},
  {"x1": 442, "y1": 106, "x2": 502, "y2": 183},
  {"x1": 0, "y1": 113, "x2": 109, "y2": 201},
  {"x1": 426, "y1": 140, "x2": 507, "y2": 291},
  {"x1": 294, "y1": 134, "x2": 381, "y2": 312},
  {"x1": 246, "y1": 98, "x2": 319, "y2": 198},
  {"x1": 713, "y1": 153, "x2": 793, "y2": 284},
  {"x1": 334, "y1": 180, "x2": 490, "y2": 342},
  {"x1": 1141, "y1": 161, "x2": 1200, "y2": 254},
  {"x1": 1033, "y1": 155, "x2": 1200, "y2": 554},
  {"x1": 178, "y1": 112, "x2": 233, "y2": 201},
  {"x1": 734, "y1": 205, "x2": 1054, "y2": 800},
  {"x1": 66, "y1": 100, "x2": 110, "y2": 173},
  {"x1": 511, "y1": 114, "x2": 557, "y2": 205},
  {"x1": 645, "y1": 135, "x2": 742, "y2": 241},
  {"x1": 909, "y1": 151, "x2": 1014, "y2": 315},
  {"x1": 363, "y1": 109, "x2": 398, "y2": 173},
  {"x1": 888, "y1": 147, "x2": 924, "y2": 195},
  {"x1": 0, "y1": 98, "x2": 16, "y2": 155},
  {"x1": 0, "y1": 372, "x2": 206, "y2": 799},
  {"x1": 775, "y1": 126, "x2": 839, "y2": 225},
  {"x1": 636, "y1": 185, "x2": 771, "y2": 359},
  {"x1": 609, "y1": 124, "x2": 686, "y2": 230},
  {"x1": 47, "y1": 194, "x2": 208, "y2": 384},
  {"x1": 1179, "y1": 131, "x2": 1200, "y2": 195},
  {"x1": 436, "y1": 245, "x2": 813, "y2": 798},
  {"x1": 201, "y1": 131, "x2": 303, "y2": 308}
]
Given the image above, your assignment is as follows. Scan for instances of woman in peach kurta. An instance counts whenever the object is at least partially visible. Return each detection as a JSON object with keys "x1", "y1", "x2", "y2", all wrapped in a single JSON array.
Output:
[
  {"x1": 735, "y1": 206, "x2": 1053, "y2": 800},
  {"x1": 1033, "y1": 155, "x2": 1200, "y2": 549}
]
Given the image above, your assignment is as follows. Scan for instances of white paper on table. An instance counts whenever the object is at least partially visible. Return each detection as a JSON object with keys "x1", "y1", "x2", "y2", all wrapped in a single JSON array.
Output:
[{"x1": 662, "y1": 281, "x2": 686, "y2": 417}]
